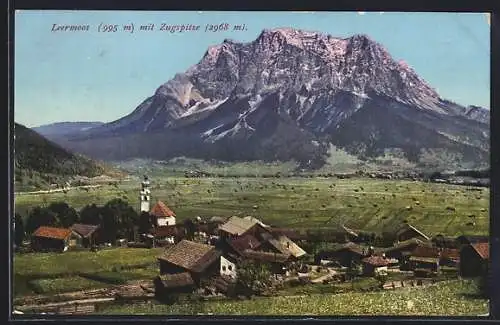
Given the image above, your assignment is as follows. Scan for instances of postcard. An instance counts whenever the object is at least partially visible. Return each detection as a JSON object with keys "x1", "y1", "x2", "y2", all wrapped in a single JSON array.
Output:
[{"x1": 12, "y1": 10, "x2": 490, "y2": 317}]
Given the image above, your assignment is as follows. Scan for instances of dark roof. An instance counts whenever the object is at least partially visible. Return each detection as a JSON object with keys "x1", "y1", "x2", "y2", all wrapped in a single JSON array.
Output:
[
  {"x1": 70, "y1": 224, "x2": 100, "y2": 238},
  {"x1": 362, "y1": 255, "x2": 398, "y2": 267},
  {"x1": 337, "y1": 242, "x2": 365, "y2": 256},
  {"x1": 157, "y1": 240, "x2": 221, "y2": 273},
  {"x1": 242, "y1": 249, "x2": 291, "y2": 263},
  {"x1": 32, "y1": 226, "x2": 74, "y2": 240},
  {"x1": 396, "y1": 224, "x2": 430, "y2": 240},
  {"x1": 156, "y1": 272, "x2": 194, "y2": 288},
  {"x1": 151, "y1": 201, "x2": 176, "y2": 217},
  {"x1": 411, "y1": 246, "x2": 440, "y2": 258},
  {"x1": 228, "y1": 234, "x2": 262, "y2": 254},
  {"x1": 409, "y1": 256, "x2": 440, "y2": 264},
  {"x1": 457, "y1": 235, "x2": 489, "y2": 244},
  {"x1": 471, "y1": 243, "x2": 489, "y2": 259},
  {"x1": 219, "y1": 216, "x2": 257, "y2": 236}
]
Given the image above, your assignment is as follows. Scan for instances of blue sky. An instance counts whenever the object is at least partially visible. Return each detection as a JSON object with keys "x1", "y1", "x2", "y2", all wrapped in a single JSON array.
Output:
[{"x1": 14, "y1": 11, "x2": 490, "y2": 127}]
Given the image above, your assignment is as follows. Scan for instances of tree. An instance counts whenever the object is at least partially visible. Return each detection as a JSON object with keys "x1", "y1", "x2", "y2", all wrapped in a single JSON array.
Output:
[
  {"x1": 346, "y1": 260, "x2": 362, "y2": 288},
  {"x1": 26, "y1": 206, "x2": 59, "y2": 235},
  {"x1": 236, "y1": 260, "x2": 272, "y2": 297},
  {"x1": 102, "y1": 198, "x2": 139, "y2": 242},
  {"x1": 14, "y1": 213, "x2": 25, "y2": 246},
  {"x1": 47, "y1": 202, "x2": 79, "y2": 228},
  {"x1": 80, "y1": 204, "x2": 104, "y2": 226},
  {"x1": 183, "y1": 219, "x2": 196, "y2": 240},
  {"x1": 138, "y1": 211, "x2": 154, "y2": 235}
]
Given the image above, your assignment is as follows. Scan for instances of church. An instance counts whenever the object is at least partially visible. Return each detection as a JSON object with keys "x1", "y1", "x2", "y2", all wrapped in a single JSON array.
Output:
[{"x1": 140, "y1": 175, "x2": 177, "y2": 227}]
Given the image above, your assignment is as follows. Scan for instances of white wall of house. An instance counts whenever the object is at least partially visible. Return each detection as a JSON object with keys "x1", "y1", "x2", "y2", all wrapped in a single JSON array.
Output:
[
  {"x1": 157, "y1": 216, "x2": 176, "y2": 226},
  {"x1": 220, "y1": 256, "x2": 237, "y2": 279},
  {"x1": 375, "y1": 266, "x2": 388, "y2": 275}
]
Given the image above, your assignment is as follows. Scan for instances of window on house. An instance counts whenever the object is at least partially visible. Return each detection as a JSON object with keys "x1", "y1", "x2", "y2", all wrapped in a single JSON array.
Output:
[
  {"x1": 228, "y1": 265, "x2": 233, "y2": 271},
  {"x1": 222, "y1": 266, "x2": 226, "y2": 271}
]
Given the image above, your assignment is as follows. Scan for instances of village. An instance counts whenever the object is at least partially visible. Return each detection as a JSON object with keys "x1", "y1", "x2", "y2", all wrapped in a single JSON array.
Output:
[{"x1": 13, "y1": 175, "x2": 490, "y2": 315}]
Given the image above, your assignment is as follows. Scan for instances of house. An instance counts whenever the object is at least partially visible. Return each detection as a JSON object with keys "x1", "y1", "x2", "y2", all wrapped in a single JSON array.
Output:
[
  {"x1": 459, "y1": 242, "x2": 489, "y2": 277},
  {"x1": 218, "y1": 216, "x2": 267, "y2": 240},
  {"x1": 431, "y1": 235, "x2": 459, "y2": 249},
  {"x1": 315, "y1": 242, "x2": 366, "y2": 267},
  {"x1": 70, "y1": 224, "x2": 100, "y2": 248},
  {"x1": 157, "y1": 240, "x2": 222, "y2": 286},
  {"x1": 269, "y1": 228, "x2": 306, "y2": 241},
  {"x1": 456, "y1": 235, "x2": 489, "y2": 247},
  {"x1": 264, "y1": 235, "x2": 307, "y2": 260},
  {"x1": 31, "y1": 226, "x2": 81, "y2": 252},
  {"x1": 241, "y1": 249, "x2": 292, "y2": 274},
  {"x1": 154, "y1": 272, "x2": 196, "y2": 299},
  {"x1": 151, "y1": 201, "x2": 176, "y2": 227},
  {"x1": 361, "y1": 255, "x2": 398, "y2": 276},
  {"x1": 219, "y1": 254, "x2": 238, "y2": 279},
  {"x1": 212, "y1": 275, "x2": 237, "y2": 296},
  {"x1": 395, "y1": 224, "x2": 430, "y2": 243}
]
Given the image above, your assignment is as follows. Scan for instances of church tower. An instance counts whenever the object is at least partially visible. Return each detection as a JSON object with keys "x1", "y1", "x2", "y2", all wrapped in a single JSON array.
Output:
[{"x1": 140, "y1": 175, "x2": 151, "y2": 213}]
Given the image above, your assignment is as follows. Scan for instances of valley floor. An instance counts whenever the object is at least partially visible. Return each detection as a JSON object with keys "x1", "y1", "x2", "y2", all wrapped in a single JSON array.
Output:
[{"x1": 15, "y1": 176, "x2": 489, "y2": 237}]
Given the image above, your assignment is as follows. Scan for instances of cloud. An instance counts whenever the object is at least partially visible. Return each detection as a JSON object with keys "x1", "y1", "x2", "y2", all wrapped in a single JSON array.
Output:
[{"x1": 358, "y1": 11, "x2": 366, "y2": 15}]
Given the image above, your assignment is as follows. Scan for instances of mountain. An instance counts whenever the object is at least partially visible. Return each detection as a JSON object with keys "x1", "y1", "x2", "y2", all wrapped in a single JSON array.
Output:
[
  {"x1": 50, "y1": 28, "x2": 490, "y2": 169},
  {"x1": 32, "y1": 121, "x2": 104, "y2": 140},
  {"x1": 14, "y1": 122, "x2": 117, "y2": 191}
]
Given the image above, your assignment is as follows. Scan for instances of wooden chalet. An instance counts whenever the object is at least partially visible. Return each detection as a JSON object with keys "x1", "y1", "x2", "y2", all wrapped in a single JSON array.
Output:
[
  {"x1": 361, "y1": 255, "x2": 398, "y2": 276},
  {"x1": 151, "y1": 201, "x2": 176, "y2": 227},
  {"x1": 315, "y1": 242, "x2": 366, "y2": 267},
  {"x1": 31, "y1": 226, "x2": 81, "y2": 252},
  {"x1": 225, "y1": 234, "x2": 262, "y2": 256},
  {"x1": 218, "y1": 216, "x2": 267, "y2": 240},
  {"x1": 151, "y1": 224, "x2": 185, "y2": 244},
  {"x1": 409, "y1": 256, "x2": 440, "y2": 276},
  {"x1": 459, "y1": 242, "x2": 489, "y2": 277},
  {"x1": 70, "y1": 224, "x2": 100, "y2": 248},
  {"x1": 157, "y1": 240, "x2": 222, "y2": 286},
  {"x1": 396, "y1": 224, "x2": 430, "y2": 243}
]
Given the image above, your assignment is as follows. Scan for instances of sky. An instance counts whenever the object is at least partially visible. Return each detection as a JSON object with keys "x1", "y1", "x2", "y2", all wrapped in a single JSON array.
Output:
[{"x1": 14, "y1": 11, "x2": 490, "y2": 127}]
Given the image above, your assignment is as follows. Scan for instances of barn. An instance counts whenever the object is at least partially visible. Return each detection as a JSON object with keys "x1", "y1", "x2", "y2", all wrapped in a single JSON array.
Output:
[
  {"x1": 31, "y1": 226, "x2": 81, "y2": 252},
  {"x1": 70, "y1": 224, "x2": 100, "y2": 248}
]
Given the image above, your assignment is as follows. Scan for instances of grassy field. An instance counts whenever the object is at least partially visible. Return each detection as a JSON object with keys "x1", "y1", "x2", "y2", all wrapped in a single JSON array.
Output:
[
  {"x1": 98, "y1": 279, "x2": 488, "y2": 316},
  {"x1": 13, "y1": 248, "x2": 163, "y2": 297},
  {"x1": 15, "y1": 176, "x2": 489, "y2": 237}
]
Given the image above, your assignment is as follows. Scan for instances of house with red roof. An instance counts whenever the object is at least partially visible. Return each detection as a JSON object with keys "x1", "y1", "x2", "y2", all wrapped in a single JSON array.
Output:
[
  {"x1": 459, "y1": 242, "x2": 489, "y2": 277},
  {"x1": 150, "y1": 200, "x2": 176, "y2": 227},
  {"x1": 31, "y1": 226, "x2": 81, "y2": 252}
]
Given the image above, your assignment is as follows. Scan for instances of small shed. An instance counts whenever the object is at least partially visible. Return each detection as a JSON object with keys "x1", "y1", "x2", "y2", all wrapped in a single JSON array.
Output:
[
  {"x1": 218, "y1": 216, "x2": 263, "y2": 240},
  {"x1": 241, "y1": 249, "x2": 292, "y2": 274},
  {"x1": 265, "y1": 235, "x2": 307, "y2": 260},
  {"x1": 459, "y1": 242, "x2": 489, "y2": 277},
  {"x1": 154, "y1": 272, "x2": 196, "y2": 301},
  {"x1": 70, "y1": 224, "x2": 100, "y2": 248},
  {"x1": 31, "y1": 226, "x2": 81, "y2": 252}
]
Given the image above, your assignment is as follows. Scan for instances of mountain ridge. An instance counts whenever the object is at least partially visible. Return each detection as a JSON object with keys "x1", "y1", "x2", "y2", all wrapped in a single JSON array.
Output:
[{"x1": 45, "y1": 28, "x2": 490, "y2": 169}]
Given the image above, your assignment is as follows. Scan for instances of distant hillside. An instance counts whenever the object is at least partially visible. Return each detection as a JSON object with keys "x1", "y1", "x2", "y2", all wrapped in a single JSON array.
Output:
[
  {"x1": 14, "y1": 122, "x2": 119, "y2": 191},
  {"x1": 32, "y1": 121, "x2": 104, "y2": 141}
]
